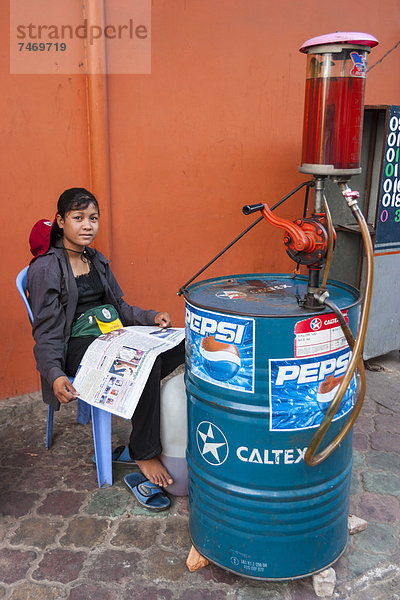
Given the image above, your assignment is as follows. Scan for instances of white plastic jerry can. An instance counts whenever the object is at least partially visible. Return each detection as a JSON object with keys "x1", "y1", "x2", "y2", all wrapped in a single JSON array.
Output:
[{"x1": 160, "y1": 371, "x2": 188, "y2": 496}]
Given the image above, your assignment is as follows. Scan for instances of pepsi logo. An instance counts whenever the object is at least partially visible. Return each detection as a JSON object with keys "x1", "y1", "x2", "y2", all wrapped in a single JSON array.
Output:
[
  {"x1": 200, "y1": 336, "x2": 241, "y2": 382},
  {"x1": 185, "y1": 307, "x2": 245, "y2": 344},
  {"x1": 310, "y1": 318, "x2": 322, "y2": 331}
]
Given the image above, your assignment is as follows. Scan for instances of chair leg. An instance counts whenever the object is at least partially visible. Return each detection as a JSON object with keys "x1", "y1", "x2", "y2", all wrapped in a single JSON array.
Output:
[
  {"x1": 77, "y1": 398, "x2": 91, "y2": 425},
  {"x1": 91, "y1": 406, "x2": 112, "y2": 488},
  {"x1": 46, "y1": 405, "x2": 54, "y2": 449}
]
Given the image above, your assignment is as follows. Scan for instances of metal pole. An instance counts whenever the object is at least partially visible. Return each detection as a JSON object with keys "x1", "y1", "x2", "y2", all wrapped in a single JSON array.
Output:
[{"x1": 85, "y1": 0, "x2": 113, "y2": 259}]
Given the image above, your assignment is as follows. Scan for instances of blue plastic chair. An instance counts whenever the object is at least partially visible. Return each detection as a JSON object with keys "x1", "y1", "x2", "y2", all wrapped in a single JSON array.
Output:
[{"x1": 16, "y1": 266, "x2": 113, "y2": 487}]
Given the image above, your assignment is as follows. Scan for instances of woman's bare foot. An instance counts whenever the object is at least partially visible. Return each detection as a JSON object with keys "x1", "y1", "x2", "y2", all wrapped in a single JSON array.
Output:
[{"x1": 135, "y1": 456, "x2": 173, "y2": 488}]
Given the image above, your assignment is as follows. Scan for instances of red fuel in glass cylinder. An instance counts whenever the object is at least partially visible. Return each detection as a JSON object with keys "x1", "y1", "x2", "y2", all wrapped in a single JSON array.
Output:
[
  {"x1": 298, "y1": 33, "x2": 378, "y2": 176},
  {"x1": 302, "y1": 75, "x2": 365, "y2": 171}
]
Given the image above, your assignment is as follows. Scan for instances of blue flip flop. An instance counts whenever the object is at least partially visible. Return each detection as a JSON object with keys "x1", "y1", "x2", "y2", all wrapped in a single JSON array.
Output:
[
  {"x1": 93, "y1": 445, "x2": 136, "y2": 465},
  {"x1": 124, "y1": 472, "x2": 170, "y2": 512}
]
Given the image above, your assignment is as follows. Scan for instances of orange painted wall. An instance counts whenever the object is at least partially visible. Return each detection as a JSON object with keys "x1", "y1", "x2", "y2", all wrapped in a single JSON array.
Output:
[{"x1": 1, "y1": 0, "x2": 400, "y2": 399}]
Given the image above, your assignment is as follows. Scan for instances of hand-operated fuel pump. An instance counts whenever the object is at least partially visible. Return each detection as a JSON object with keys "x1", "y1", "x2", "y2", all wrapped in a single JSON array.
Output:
[
  {"x1": 242, "y1": 32, "x2": 378, "y2": 467},
  {"x1": 181, "y1": 32, "x2": 379, "y2": 581}
]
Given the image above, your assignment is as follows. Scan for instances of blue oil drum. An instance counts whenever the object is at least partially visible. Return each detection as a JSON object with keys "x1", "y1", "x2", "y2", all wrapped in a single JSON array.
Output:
[{"x1": 184, "y1": 273, "x2": 360, "y2": 580}]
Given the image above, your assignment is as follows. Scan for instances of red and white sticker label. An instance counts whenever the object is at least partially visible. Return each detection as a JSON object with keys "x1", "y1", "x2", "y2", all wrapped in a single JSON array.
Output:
[{"x1": 294, "y1": 312, "x2": 349, "y2": 358}]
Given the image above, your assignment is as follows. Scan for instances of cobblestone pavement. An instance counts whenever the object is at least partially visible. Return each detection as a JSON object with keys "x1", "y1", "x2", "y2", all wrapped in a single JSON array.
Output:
[{"x1": 0, "y1": 352, "x2": 399, "y2": 599}]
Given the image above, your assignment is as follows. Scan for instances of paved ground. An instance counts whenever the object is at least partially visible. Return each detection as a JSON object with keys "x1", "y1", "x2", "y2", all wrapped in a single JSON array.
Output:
[{"x1": 0, "y1": 351, "x2": 399, "y2": 599}]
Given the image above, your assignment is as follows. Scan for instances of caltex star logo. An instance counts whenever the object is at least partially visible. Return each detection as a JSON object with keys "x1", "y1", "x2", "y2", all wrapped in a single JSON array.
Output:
[
  {"x1": 310, "y1": 317, "x2": 322, "y2": 331},
  {"x1": 196, "y1": 421, "x2": 229, "y2": 465}
]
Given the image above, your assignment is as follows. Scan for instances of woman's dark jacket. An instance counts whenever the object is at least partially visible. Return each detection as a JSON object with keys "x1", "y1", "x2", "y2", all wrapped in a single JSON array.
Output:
[{"x1": 27, "y1": 241, "x2": 158, "y2": 410}]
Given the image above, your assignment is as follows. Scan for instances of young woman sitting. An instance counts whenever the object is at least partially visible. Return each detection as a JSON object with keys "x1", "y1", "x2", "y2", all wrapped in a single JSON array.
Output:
[{"x1": 28, "y1": 187, "x2": 184, "y2": 492}]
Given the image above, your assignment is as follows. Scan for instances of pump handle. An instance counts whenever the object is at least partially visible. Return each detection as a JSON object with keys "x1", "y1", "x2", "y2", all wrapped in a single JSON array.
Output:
[
  {"x1": 261, "y1": 203, "x2": 311, "y2": 251},
  {"x1": 242, "y1": 203, "x2": 264, "y2": 215}
]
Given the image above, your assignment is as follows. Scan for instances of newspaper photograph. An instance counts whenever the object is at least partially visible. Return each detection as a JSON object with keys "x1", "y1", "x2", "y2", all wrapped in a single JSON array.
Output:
[{"x1": 73, "y1": 326, "x2": 185, "y2": 419}]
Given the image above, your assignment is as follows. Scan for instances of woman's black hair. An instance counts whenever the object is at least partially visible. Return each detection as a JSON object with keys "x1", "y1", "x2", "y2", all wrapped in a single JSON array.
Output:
[
  {"x1": 52, "y1": 188, "x2": 100, "y2": 241},
  {"x1": 57, "y1": 187, "x2": 99, "y2": 218}
]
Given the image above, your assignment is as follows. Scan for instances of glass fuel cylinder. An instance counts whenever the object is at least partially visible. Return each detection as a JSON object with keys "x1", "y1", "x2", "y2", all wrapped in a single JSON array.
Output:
[{"x1": 298, "y1": 32, "x2": 378, "y2": 176}]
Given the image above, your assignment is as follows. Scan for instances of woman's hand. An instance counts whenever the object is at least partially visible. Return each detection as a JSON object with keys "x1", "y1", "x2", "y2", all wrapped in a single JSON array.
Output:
[
  {"x1": 154, "y1": 312, "x2": 172, "y2": 329},
  {"x1": 53, "y1": 376, "x2": 78, "y2": 403}
]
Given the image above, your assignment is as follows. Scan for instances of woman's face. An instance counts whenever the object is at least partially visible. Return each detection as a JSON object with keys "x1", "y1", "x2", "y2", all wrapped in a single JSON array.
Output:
[{"x1": 57, "y1": 202, "x2": 99, "y2": 251}]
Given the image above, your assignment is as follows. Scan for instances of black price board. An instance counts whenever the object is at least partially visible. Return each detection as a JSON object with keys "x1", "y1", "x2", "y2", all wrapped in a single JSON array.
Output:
[{"x1": 375, "y1": 105, "x2": 400, "y2": 255}]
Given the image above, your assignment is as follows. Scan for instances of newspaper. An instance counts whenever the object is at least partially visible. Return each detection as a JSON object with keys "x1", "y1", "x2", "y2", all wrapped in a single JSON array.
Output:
[{"x1": 73, "y1": 326, "x2": 185, "y2": 419}]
